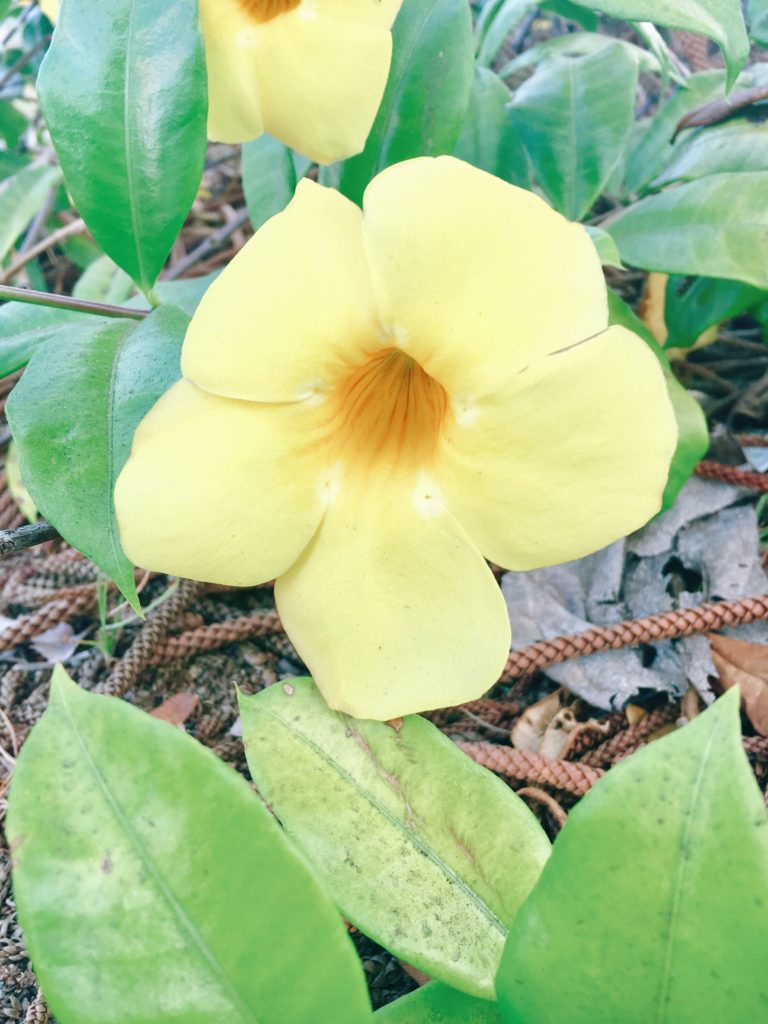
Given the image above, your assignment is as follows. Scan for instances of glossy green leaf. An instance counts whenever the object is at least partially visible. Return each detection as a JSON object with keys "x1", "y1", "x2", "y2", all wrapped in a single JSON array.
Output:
[
  {"x1": 654, "y1": 118, "x2": 768, "y2": 185},
  {"x1": 240, "y1": 678, "x2": 550, "y2": 1000},
  {"x1": 585, "y1": 225, "x2": 623, "y2": 267},
  {"x1": 0, "y1": 303, "x2": 112, "y2": 378},
  {"x1": 664, "y1": 275, "x2": 766, "y2": 348},
  {"x1": 496, "y1": 690, "x2": 768, "y2": 1023},
  {"x1": 607, "y1": 290, "x2": 707, "y2": 510},
  {"x1": 476, "y1": 0, "x2": 534, "y2": 67},
  {"x1": 623, "y1": 71, "x2": 725, "y2": 195},
  {"x1": 568, "y1": 0, "x2": 748, "y2": 87},
  {"x1": 540, "y1": 0, "x2": 599, "y2": 29},
  {"x1": 509, "y1": 43, "x2": 637, "y2": 220},
  {"x1": 0, "y1": 164, "x2": 61, "y2": 263},
  {"x1": 8, "y1": 666, "x2": 372, "y2": 1024},
  {"x1": 339, "y1": 0, "x2": 474, "y2": 205},
  {"x1": 608, "y1": 171, "x2": 768, "y2": 287},
  {"x1": 6, "y1": 306, "x2": 188, "y2": 611},
  {"x1": 453, "y1": 68, "x2": 529, "y2": 186},
  {"x1": 242, "y1": 135, "x2": 297, "y2": 232},
  {"x1": 37, "y1": 0, "x2": 207, "y2": 295},
  {"x1": 376, "y1": 984, "x2": 504, "y2": 1023}
]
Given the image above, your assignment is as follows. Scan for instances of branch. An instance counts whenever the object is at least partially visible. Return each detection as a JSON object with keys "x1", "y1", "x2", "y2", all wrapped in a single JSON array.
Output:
[
  {"x1": 0, "y1": 520, "x2": 60, "y2": 555},
  {"x1": 0, "y1": 284, "x2": 149, "y2": 321},
  {"x1": 0, "y1": 219, "x2": 87, "y2": 285}
]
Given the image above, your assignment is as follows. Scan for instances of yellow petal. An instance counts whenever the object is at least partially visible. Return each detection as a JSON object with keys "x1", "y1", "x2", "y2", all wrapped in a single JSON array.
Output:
[
  {"x1": 362, "y1": 156, "x2": 608, "y2": 399},
  {"x1": 182, "y1": 179, "x2": 382, "y2": 402},
  {"x1": 275, "y1": 472, "x2": 511, "y2": 720},
  {"x1": 436, "y1": 325, "x2": 677, "y2": 570},
  {"x1": 253, "y1": 10, "x2": 394, "y2": 164},
  {"x1": 200, "y1": 0, "x2": 266, "y2": 144},
  {"x1": 115, "y1": 379, "x2": 327, "y2": 585}
]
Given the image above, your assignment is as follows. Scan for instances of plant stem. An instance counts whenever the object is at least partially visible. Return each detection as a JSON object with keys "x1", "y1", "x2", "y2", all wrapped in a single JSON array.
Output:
[
  {"x1": 0, "y1": 284, "x2": 149, "y2": 321},
  {"x1": 0, "y1": 521, "x2": 59, "y2": 555}
]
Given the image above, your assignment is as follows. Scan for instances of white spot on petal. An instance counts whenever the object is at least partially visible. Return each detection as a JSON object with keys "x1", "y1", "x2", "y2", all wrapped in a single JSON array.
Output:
[
  {"x1": 413, "y1": 473, "x2": 445, "y2": 518},
  {"x1": 453, "y1": 396, "x2": 479, "y2": 427}
]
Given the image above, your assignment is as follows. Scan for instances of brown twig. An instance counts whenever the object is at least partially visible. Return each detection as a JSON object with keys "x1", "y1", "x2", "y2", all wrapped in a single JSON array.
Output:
[
  {"x1": 0, "y1": 284, "x2": 149, "y2": 321},
  {"x1": 0, "y1": 522, "x2": 59, "y2": 556},
  {"x1": 0, "y1": 219, "x2": 86, "y2": 285}
]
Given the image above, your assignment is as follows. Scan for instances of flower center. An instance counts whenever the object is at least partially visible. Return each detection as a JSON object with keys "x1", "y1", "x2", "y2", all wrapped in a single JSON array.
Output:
[
  {"x1": 237, "y1": 0, "x2": 302, "y2": 22},
  {"x1": 328, "y1": 348, "x2": 448, "y2": 473}
]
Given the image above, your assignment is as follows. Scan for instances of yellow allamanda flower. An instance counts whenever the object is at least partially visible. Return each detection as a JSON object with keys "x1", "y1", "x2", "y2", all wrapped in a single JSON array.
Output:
[
  {"x1": 36, "y1": 0, "x2": 401, "y2": 164},
  {"x1": 115, "y1": 157, "x2": 677, "y2": 721}
]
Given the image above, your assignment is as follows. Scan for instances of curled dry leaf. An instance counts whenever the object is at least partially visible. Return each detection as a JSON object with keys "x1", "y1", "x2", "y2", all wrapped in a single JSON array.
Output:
[
  {"x1": 674, "y1": 85, "x2": 768, "y2": 136},
  {"x1": 511, "y1": 690, "x2": 564, "y2": 752},
  {"x1": 708, "y1": 633, "x2": 768, "y2": 736},
  {"x1": 148, "y1": 691, "x2": 199, "y2": 727},
  {"x1": 539, "y1": 707, "x2": 578, "y2": 759}
]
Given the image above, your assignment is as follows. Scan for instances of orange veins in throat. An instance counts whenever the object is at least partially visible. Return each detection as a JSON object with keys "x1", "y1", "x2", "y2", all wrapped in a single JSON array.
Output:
[
  {"x1": 328, "y1": 348, "x2": 448, "y2": 472},
  {"x1": 236, "y1": 0, "x2": 301, "y2": 22}
]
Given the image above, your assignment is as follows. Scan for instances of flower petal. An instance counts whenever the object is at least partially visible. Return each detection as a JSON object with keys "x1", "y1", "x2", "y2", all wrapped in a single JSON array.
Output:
[
  {"x1": 437, "y1": 325, "x2": 678, "y2": 571},
  {"x1": 362, "y1": 156, "x2": 608, "y2": 398},
  {"x1": 115, "y1": 379, "x2": 327, "y2": 585},
  {"x1": 200, "y1": 0, "x2": 266, "y2": 144},
  {"x1": 253, "y1": 10, "x2": 394, "y2": 163},
  {"x1": 275, "y1": 472, "x2": 511, "y2": 720},
  {"x1": 182, "y1": 179, "x2": 382, "y2": 403}
]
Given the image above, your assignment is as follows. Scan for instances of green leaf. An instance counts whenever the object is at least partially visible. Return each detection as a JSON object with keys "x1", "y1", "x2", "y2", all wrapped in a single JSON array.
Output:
[
  {"x1": 496, "y1": 690, "x2": 768, "y2": 1023},
  {"x1": 376, "y1": 983, "x2": 504, "y2": 1023},
  {"x1": 585, "y1": 225, "x2": 623, "y2": 267},
  {"x1": 0, "y1": 164, "x2": 62, "y2": 263},
  {"x1": 339, "y1": 0, "x2": 474, "y2": 205},
  {"x1": 6, "y1": 305, "x2": 188, "y2": 611},
  {"x1": 664, "y1": 275, "x2": 766, "y2": 348},
  {"x1": 239, "y1": 678, "x2": 550, "y2": 1000},
  {"x1": 568, "y1": 0, "x2": 748, "y2": 88},
  {"x1": 623, "y1": 71, "x2": 726, "y2": 195},
  {"x1": 242, "y1": 134, "x2": 297, "y2": 232},
  {"x1": 37, "y1": 0, "x2": 207, "y2": 294},
  {"x1": 0, "y1": 99, "x2": 27, "y2": 149},
  {"x1": 498, "y1": 31, "x2": 658, "y2": 79},
  {"x1": 73, "y1": 254, "x2": 135, "y2": 305},
  {"x1": 453, "y1": 67, "x2": 529, "y2": 186},
  {"x1": 0, "y1": 303, "x2": 113, "y2": 378},
  {"x1": 654, "y1": 117, "x2": 768, "y2": 185},
  {"x1": 540, "y1": 0, "x2": 599, "y2": 29},
  {"x1": 749, "y1": 0, "x2": 768, "y2": 45},
  {"x1": 476, "y1": 0, "x2": 534, "y2": 68},
  {"x1": 508, "y1": 43, "x2": 638, "y2": 220},
  {"x1": 607, "y1": 290, "x2": 707, "y2": 509},
  {"x1": 7, "y1": 666, "x2": 372, "y2": 1024},
  {"x1": 608, "y1": 171, "x2": 768, "y2": 287}
]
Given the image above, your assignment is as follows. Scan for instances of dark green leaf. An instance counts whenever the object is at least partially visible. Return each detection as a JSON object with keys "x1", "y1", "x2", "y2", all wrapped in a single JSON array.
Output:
[
  {"x1": 664, "y1": 275, "x2": 766, "y2": 348},
  {"x1": 540, "y1": 0, "x2": 599, "y2": 29},
  {"x1": 339, "y1": 0, "x2": 474, "y2": 205},
  {"x1": 37, "y1": 0, "x2": 207, "y2": 294},
  {"x1": 496, "y1": 690, "x2": 768, "y2": 1023},
  {"x1": 0, "y1": 303, "x2": 112, "y2": 378},
  {"x1": 453, "y1": 67, "x2": 529, "y2": 185},
  {"x1": 8, "y1": 666, "x2": 372, "y2": 1024},
  {"x1": 607, "y1": 171, "x2": 768, "y2": 287},
  {"x1": 7, "y1": 306, "x2": 188, "y2": 610},
  {"x1": 509, "y1": 43, "x2": 637, "y2": 219},
  {"x1": 607, "y1": 289, "x2": 707, "y2": 509},
  {"x1": 568, "y1": 0, "x2": 748, "y2": 87},
  {"x1": 242, "y1": 135, "x2": 298, "y2": 232},
  {"x1": 239, "y1": 678, "x2": 550, "y2": 1000},
  {"x1": 376, "y1": 983, "x2": 504, "y2": 1023}
]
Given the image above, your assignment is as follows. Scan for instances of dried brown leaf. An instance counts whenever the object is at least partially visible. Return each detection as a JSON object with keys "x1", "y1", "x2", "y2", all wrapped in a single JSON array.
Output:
[
  {"x1": 149, "y1": 691, "x2": 199, "y2": 726},
  {"x1": 709, "y1": 633, "x2": 768, "y2": 736},
  {"x1": 511, "y1": 690, "x2": 564, "y2": 752},
  {"x1": 674, "y1": 85, "x2": 768, "y2": 136}
]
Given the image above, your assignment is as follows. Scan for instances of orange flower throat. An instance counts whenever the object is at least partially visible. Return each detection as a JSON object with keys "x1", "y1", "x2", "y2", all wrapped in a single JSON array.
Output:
[{"x1": 237, "y1": 0, "x2": 301, "y2": 23}]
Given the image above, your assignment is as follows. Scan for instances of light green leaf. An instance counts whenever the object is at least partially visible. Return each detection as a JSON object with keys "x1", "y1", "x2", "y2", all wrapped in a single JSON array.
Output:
[
  {"x1": 376, "y1": 983, "x2": 504, "y2": 1023},
  {"x1": 654, "y1": 118, "x2": 768, "y2": 185},
  {"x1": 37, "y1": 0, "x2": 207, "y2": 294},
  {"x1": 7, "y1": 666, "x2": 372, "y2": 1024},
  {"x1": 453, "y1": 67, "x2": 529, "y2": 186},
  {"x1": 509, "y1": 43, "x2": 638, "y2": 220},
  {"x1": 476, "y1": 0, "x2": 534, "y2": 67},
  {"x1": 6, "y1": 306, "x2": 188, "y2": 611},
  {"x1": 0, "y1": 303, "x2": 112, "y2": 378},
  {"x1": 498, "y1": 31, "x2": 658, "y2": 78},
  {"x1": 749, "y1": 0, "x2": 768, "y2": 44},
  {"x1": 0, "y1": 164, "x2": 61, "y2": 264},
  {"x1": 608, "y1": 171, "x2": 768, "y2": 287},
  {"x1": 127, "y1": 271, "x2": 221, "y2": 317},
  {"x1": 242, "y1": 134, "x2": 297, "y2": 232},
  {"x1": 585, "y1": 225, "x2": 623, "y2": 267},
  {"x1": 73, "y1": 254, "x2": 135, "y2": 305},
  {"x1": 569, "y1": 0, "x2": 748, "y2": 87},
  {"x1": 623, "y1": 71, "x2": 726, "y2": 195},
  {"x1": 339, "y1": 0, "x2": 474, "y2": 205},
  {"x1": 239, "y1": 678, "x2": 550, "y2": 1000},
  {"x1": 540, "y1": 0, "x2": 599, "y2": 29},
  {"x1": 664, "y1": 275, "x2": 766, "y2": 348},
  {"x1": 607, "y1": 289, "x2": 707, "y2": 510},
  {"x1": 496, "y1": 690, "x2": 768, "y2": 1023}
]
